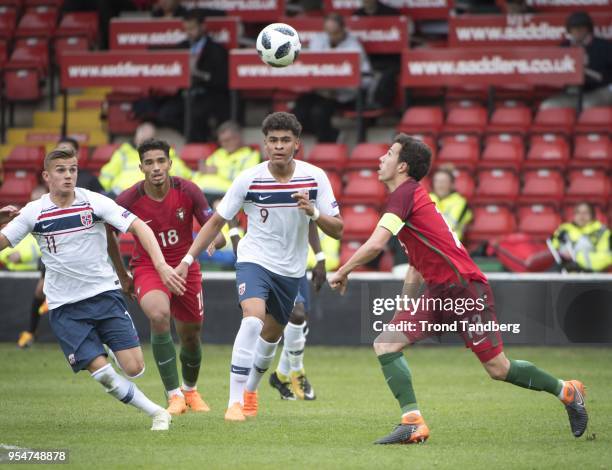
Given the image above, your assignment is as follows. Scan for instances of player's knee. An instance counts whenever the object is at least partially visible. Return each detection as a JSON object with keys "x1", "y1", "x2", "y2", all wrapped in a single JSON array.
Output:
[
  {"x1": 484, "y1": 358, "x2": 510, "y2": 381},
  {"x1": 289, "y1": 306, "x2": 306, "y2": 325},
  {"x1": 123, "y1": 360, "x2": 145, "y2": 378},
  {"x1": 148, "y1": 309, "x2": 171, "y2": 331},
  {"x1": 373, "y1": 339, "x2": 401, "y2": 356}
]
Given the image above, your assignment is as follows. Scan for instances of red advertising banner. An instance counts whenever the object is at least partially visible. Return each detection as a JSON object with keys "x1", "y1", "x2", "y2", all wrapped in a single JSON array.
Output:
[
  {"x1": 497, "y1": 0, "x2": 612, "y2": 12},
  {"x1": 229, "y1": 50, "x2": 361, "y2": 89},
  {"x1": 323, "y1": 0, "x2": 450, "y2": 20},
  {"x1": 284, "y1": 16, "x2": 409, "y2": 54},
  {"x1": 60, "y1": 51, "x2": 191, "y2": 88},
  {"x1": 449, "y1": 13, "x2": 612, "y2": 46},
  {"x1": 181, "y1": 0, "x2": 285, "y2": 22},
  {"x1": 401, "y1": 47, "x2": 583, "y2": 87},
  {"x1": 109, "y1": 17, "x2": 239, "y2": 50}
]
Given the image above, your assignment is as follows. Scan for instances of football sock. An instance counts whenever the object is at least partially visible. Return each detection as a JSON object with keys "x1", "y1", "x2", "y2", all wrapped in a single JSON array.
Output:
[
  {"x1": 92, "y1": 363, "x2": 162, "y2": 417},
  {"x1": 28, "y1": 296, "x2": 44, "y2": 333},
  {"x1": 283, "y1": 321, "x2": 306, "y2": 372},
  {"x1": 151, "y1": 332, "x2": 179, "y2": 392},
  {"x1": 504, "y1": 359, "x2": 563, "y2": 395},
  {"x1": 229, "y1": 316, "x2": 263, "y2": 407},
  {"x1": 276, "y1": 348, "x2": 291, "y2": 379},
  {"x1": 180, "y1": 343, "x2": 202, "y2": 389},
  {"x1": 246, "y1": 336, "x2": 280, "y2": 392},
  {"x1": 378, "y1": 352, "x2": 418, "y2": 414}
]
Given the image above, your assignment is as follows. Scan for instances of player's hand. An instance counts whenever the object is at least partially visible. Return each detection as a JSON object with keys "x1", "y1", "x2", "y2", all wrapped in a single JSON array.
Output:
[
  {"x1": 328, "y1": 271, "x2": 348, "y2": 295},
  {"x1": 206, "y1": 242, "x2": 216, "y2": 257},
  {"x1": 291, "y1": 191, "x2": 314, "y2": 217},
  {"x1": 158, "y1": 263, "x2": 186, "y2": 295},
  {"x1": 311, "y1": 261, "x2": 326, "y2": 293},
  {"x1": 174, "y1": 262, "x2": 189, "y2": 280},
  {"x1": 0, "y1": 205, "x2": 20, "y2": 225},
  {"x1": 119, "y1": 272, "x2": 136, "y2": 300}
]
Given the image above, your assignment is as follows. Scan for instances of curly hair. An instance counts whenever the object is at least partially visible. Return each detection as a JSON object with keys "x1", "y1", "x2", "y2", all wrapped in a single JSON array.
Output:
[{"x1": 262, "y1": 112, "x2": 302, "y2": 138}]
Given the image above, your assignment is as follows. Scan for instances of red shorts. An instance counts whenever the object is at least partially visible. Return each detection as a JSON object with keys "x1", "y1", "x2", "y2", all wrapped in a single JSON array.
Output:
[
  {"x1": 133, "y1": 263, "x2": 204, "y2": 323},
  {"x1": 390, "y1": 281, "x2": 503, "y2": 363}
]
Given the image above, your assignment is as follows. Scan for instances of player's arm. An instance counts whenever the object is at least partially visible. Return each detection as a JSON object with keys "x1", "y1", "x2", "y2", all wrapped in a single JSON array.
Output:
[
  {"x1": 105, "y1": 224, "x2": 135, "y2": 299},
  {"x1": 402, "y1": 265, "x2": 424, "y2": 299},
  {"x1": 128, "y1": 218, "x2": 186, "y2": 295},
  {"x1": 178, "y1": 212, "x2": 228, "y2": 277},
  {"x1": 0, "y1": 205, "x2": 20, "y2": 226},
  {"x1": 228, "y1": 217, "x2": 241, "y2": 255},
  {"x1": 292, "y1": 192, "x2": 343, "y2": 239},
  {"x1": 0, "y1": 233, "x2": 11, "y2": 252},
  {"x1": 309, "y1": 221, "x2": 326, "y2": 292}
]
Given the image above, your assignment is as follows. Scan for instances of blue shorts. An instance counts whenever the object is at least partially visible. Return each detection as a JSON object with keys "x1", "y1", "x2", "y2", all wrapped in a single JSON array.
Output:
[
  {"x1": 235, "y1": 262, "x2": 301, "y2": 325},
  {"x1": 49, "y1": 290, "x2": 140, "y2": 373},
  {"x1": 294, "y1": 274, "x2": 310, "y2": 313}
]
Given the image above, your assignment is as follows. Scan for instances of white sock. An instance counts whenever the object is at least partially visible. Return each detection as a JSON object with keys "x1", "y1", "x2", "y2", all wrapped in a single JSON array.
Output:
[
  {"x1": 284, "y1": 321, "x2": 306, "y2": 372},
  {"x1": 182, "y1": 383, "x2": 196, "y2": 392},
  {"x1": 557, "y1": 380, "x2": 566, "y2": 400},
  {"x1": 167, "y1": 387, "x2": 183, "y2": 398},
  {"x1": 277, "y1": 347, "x2": 291, "y2": 377},
  {"x1": 228, "y1": 316, "x2": 263, "y2": 407},
  {"x1": 91, "y1": 363, "x2": 163, "y2": 417},
  {"x1": 246, "y1": 336, "x2": 280, "y2": 392}
]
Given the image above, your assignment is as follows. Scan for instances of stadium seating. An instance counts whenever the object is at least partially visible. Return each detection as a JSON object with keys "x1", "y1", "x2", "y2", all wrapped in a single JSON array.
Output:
[
  {"x1": 306, "y1": 143, "x2": 349, "y2": 171},
  {"x1": 530, "y1": 107, "x2": 575, "y2": 135},
  {"x1": 327, "y1": 171, "x2": 343, "y2": 198},
  {"x1": 3, "y1": 145, "x2": 45, "y2": 170},
  {"x1": 180, "y1": 143, "x2": 217, "y2": 170},
  {"x1": 346, "y1": 143, "x2": 387, "y2": 170},
  {"x1": 574, "y1": 107, "x2": 612, "y2": 134},
  {"x1": 452, "y1": 169, "x2": 475, "y2": 199},
  {"x1": 88, "y1": 144, "x2": 120, "y2": 171},
  {"x1": 562, "y1": 203, "x2": 609, "y2": 225},
  {"x1": 340, "y1": 240, "x2": 367, "y2": 271},
  {"x1": 106, "y1": 89, "x2": 146, "y2": 136},
  {"x1": 436, "y1": 134, "x2": 479, "y2": 170},
  {"x1": 341, "y1": 170, "x2": 386, "y2": 208},
  {"x1": 480, "y1": 134, "x2": 524, "y2": 170},
  {"x1": 570, "y1": 134, "x2": 610, "y2": 170},
  {"x1": 474, "y1": 169, "x2": 519, "y2": 205},
  {"x1": 519, "y1": 169, "x2": 565, "y2": 207},
  {"x1": 15, "y1": 6, "x2": 57, "y2": 39},
  {"x1": 442, "y1": 106, "x2": 487, "y2": 135},
  {"x1": 0, "y1": 170, "x2": 38, "y2": 205},
  {"x1": 486, "y1": 105, "x2": 532, "y2": 135},
  {"x1": 517, "y1": 204, "x2": 562, "y2": 241},
  {"x1": 396, "y1": 107, "x2": 443, "y2": 136},
  {"x1": 0, "y1": 6, "x2": 17, "y2": 41},
  {"x1": 565, "y1": 168, "x2": 610, "y2": 206},
  {"x1": 341, "y1": 204, "x2": 380, "y2": 240},
  {"x1": 525, "y1": 134, "x2": 570, "y2": 169},
  {"x1": 466, "y1": 204, "x2": 516, "y2": 243}
]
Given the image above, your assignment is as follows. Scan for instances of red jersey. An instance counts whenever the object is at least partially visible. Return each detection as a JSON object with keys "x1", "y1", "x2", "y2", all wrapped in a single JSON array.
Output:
[
  {"x1": 385, "y1": 178, "x2": 486, "y2": 285},
  {"x1": 116, "y1": 177, "x2": 212, "y2": 267}
]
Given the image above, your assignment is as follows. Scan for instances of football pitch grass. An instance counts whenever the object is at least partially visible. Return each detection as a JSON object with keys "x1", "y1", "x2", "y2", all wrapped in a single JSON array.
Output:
[{"x1": 1, "y1": 344, "x2": 610, "y2": 469}]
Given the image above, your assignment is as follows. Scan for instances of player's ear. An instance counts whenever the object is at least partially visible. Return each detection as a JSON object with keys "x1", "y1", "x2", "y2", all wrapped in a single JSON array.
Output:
[
  {"x1": 398, "y1": 161, "x2": 409, "y2": 175},
  {"x1": 41, "y1": 170, "x2": 49, "y2": 183}
]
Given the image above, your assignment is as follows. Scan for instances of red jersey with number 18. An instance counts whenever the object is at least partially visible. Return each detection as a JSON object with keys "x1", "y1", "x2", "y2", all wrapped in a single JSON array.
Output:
[
  {"x1": 116, "y1": 177, "x2": 212, "y2": 267},
  {"x1": 384, "y1": 178, "x2": 486, "y2": 285}
]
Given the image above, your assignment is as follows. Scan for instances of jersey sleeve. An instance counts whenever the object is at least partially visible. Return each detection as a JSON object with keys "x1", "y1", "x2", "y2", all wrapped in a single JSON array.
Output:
[
  {"x1": 88, "y1": 190, "x2": 137, "y2": 233},
  {"x1": 0, "y1": 202, "x2": 37, "y2": 247},
  {"x1": 384, "y1": 183, "x2": 414, "y2": 222},
  {"x1": 216, "y1": 172, "x2": 249, "y2": 220},
  {"x1": 183, "y1": 179, "x2": 213, "y2": 225},
  {"x1": 315, "y1": 169, "x2": 340, "y2": 217}
]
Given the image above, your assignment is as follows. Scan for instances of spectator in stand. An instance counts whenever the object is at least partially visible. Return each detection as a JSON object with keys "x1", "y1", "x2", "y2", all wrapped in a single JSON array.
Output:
[
  {"x1": 541, "y1": 11, "x2": 612, "y2": 109},
  {"x1": 99, "y1": 122, "x2": 193, "y2": 198},
  {"x1": 56, "y1": 137, "x2": 105, "y2": 194},
  {"x1": 504, "y1": 0, "x2": 533, "y2": 14},
  {"x1": 192, "y1": 121, "x2": 260, "y2": 204},
  {"x1": 135, "y1": 10, "x2": 229, "y2": 142},
  {"x1": 354, "y1": 0, "x2": 399, "y2": 16},
  {"x1": 429, "y1": 168, "x2": 472, "y2": 241},
  {"x1": 292, "y1": 14, "x2": 372, "y2": 142},
  {"x1": 152, "y1": 0, "x2": 188, "y2": 17},
  {"x1": 550, "y1": 202, "x2": 611, "y2": 272}
]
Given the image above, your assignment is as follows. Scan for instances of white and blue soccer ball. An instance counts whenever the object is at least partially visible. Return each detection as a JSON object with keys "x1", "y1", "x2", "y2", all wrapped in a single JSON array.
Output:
[{"x1": 256, "y1": 23, "x2": 301, "y2": 68}]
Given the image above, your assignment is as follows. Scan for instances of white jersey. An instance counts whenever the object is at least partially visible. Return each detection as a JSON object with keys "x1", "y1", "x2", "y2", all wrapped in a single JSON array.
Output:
[
  {"x1": 1, "y1": 188, "x2": 137, "y2": 309},
  {"x1": 216, "y1": 160, "x2": 340, "y2": 278}
]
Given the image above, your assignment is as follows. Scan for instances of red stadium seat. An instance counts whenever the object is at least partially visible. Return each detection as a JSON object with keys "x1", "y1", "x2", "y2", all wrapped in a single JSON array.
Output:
[
  {"x1": 480, "y1": 135, "x2": 524, "y2": 171},
  {"x1": 88, "y1": 144, "x2": 120, "y2": 171},
  {"x1": 54, "y1": 12, "x2": 98, "y2": 61},
  {"x1": 106, "y1": 90, "x2": 145, "y2": 136},
  {"x1": 565, "y1": 168, "x2": 610, "y2": 206},
  {"x1": 525, "y1": 134, "x2": 569, "y2": 169},
  {"x1": 0, "y1": 170, "x2": 38, "y2": 205},
  {"x1": 517, "y1": 204, "x2": 561, "y2": 241},
  {"x1": 346, "y1": 143, "x2": 387, "y2": 170},
  {"x1": 530, "y1": 107, "x2": 575, "y2": 135},
  {"x1": 341, "y1": 170, "x2": 387, "y2": 208},
  {"x1": 442, "y1": 106, "x2": 487, "y2": 135},
  {"x1": 486, "y1": 105, "x2": 532, "y2": 135},
  {"x1": 306, "y1": 143, "x2": 349, "y2": 171},
  {"x1": 341, "y1": 204, "x2": 380, "y2": 241},
  {"x1": 3, "y1": 145, "x2": 45, "y2": 171},
  {"x1": 436, "y1": 134, "x2": 479, "y2": 170},
  {"x1": 466, "y1": 205, "x2": 516, "y2": 243},
  {"x1": 453, "y1": 169, "x2": 475, "y2": 199},
  {"x1": 570, "y1": 134, "x2": 610, "y2": 170},
  {"x1": 575, "y1": 107, "x2": 612, "y2": 134},
  {"x1": 519, "y1": 169, "x2": 565, "y2": 207},
  {"x1": 8, "y1": 37, "x2": 48, "y2": 72},
  {"x1": 339, "y1": 240, "x2": 367, "y2": 271},
  {"x1": 474, "y1": 169, "x2": 519, "y2": 205},
  {"x1": 396, "y1": 107, "x2": 443, "y2": 136},
  {"x1": 15, "y1": 6, "x2": 57, "y2": 38},
  {"x1": 327, "y1": 171, "x2": 343, "y2": 198},
  {"x1": 3, "y1": 66, "x2": 42, "y2": 101},
  {"x1": 0, "y1": 6, "x2": 17, "y2": 40},
  {"x1": 180, "y1": 143, "x2": 217, "y2": 170}
]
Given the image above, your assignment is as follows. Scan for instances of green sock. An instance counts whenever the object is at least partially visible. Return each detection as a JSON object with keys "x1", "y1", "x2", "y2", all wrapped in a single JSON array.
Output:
[
  {"x1": 151, "y1": 332, "x2": 179, "y2": 392},
  {"x1": 378, "y1": 352, "x2": 418, "y2": 414},
  {"x1": 505, "y1": 359, "x2": 563, "y2": 396},
  {"x1": 180, "y1": 343, "x2": 202, "y2": 388}
]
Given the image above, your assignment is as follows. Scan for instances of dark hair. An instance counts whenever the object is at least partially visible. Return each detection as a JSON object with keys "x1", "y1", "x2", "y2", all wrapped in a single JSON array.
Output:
[
  {"x1": 137, "y1": 138, "x2": 171, "y2": 161},
  {"x1": 262, "y1": 112, "x2": 302, "y2": 138},
  {"x1": 44, "y1": 149, "x2": 77, "y2": 170},
  {"x1": 575, "y1": 201, "x2": 595, "y2": 219},
  {"x1": 183, "y1": 8, "x2": 204, "y2": 23},
  {"x1": 566, "y1": 11, "x2": 593, "y2": 33},
  {"x1": 433, "y1": 166, "x2": 455, "y2": 184},
  {"x1": 393, "y1": 134, "x2": 432, "y2": 181},
  {"x1": 325, "y1": 13, "x2": 345, "y2": 29},
  {"x1": 58, "y1": 136, "x2": 79, "y2": 152}
]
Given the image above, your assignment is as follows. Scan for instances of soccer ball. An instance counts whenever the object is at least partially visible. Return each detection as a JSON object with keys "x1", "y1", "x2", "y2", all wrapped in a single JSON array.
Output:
[{"x1": 256, "y1": 23, "x2": 301, "y2": 68}]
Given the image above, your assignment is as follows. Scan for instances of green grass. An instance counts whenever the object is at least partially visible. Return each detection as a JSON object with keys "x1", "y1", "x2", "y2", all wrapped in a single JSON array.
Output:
[{"x1": 1, "y1": 344, "x2": 611, "y2": 469}]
